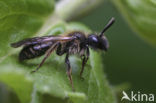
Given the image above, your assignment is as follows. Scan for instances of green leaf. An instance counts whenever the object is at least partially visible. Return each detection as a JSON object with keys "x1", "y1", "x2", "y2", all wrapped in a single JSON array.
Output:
[
  {"x1": 88, "y1": 51, "x2": 115, "y2": 103},
  {"x1": 112, "y1": 0, "x2": 156, "y2": 46},
  {"x1": 0, "y1": 3, "x2": 115, "y2": 102},
  {"x1": 67, "y1": 22, "x2": 92, "y2": 33},
  {"x1": 0, "y1": 68, "x2": 33, "y2": 103},
  {"x1": 0, "y1": 0, "x2": 54, "y2": 57},
  {"x1": 0, "y1": 0, "x2": 54, "y2": 103}
]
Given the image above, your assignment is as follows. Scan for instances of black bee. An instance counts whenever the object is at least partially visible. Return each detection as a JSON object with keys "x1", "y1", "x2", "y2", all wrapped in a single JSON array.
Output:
[{"x1": 11, "y1": 17, "x2": 115, "y2": 90}]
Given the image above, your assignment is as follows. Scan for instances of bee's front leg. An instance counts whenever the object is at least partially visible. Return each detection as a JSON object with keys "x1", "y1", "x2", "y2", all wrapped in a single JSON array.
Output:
[
  {"x1": 80, "y1": 47, "x2": 90, "y2": 79},
  {"x1": 65, "y1": 53, "x2": 75, "y2": 91}
]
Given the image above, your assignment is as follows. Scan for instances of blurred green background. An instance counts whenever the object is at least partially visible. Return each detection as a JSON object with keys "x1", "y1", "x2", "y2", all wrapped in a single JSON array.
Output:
[{"x1": 80, "y1": 1, "x2": 156, "y2": 94}]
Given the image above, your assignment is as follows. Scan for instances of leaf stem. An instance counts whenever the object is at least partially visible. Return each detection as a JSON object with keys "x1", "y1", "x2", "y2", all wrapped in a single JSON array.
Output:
[
  {"x1": 37, "y1": 0, "x2": 104, "y2": 35},
  {"x1": 55, "y1": 0, "x2": 104, "y2": 21}
]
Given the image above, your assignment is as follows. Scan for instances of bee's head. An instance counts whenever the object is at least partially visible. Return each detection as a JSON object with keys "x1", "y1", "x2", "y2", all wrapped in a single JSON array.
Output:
[
  {"x1": 87, "y1": 17, "x2": 115, "y2": 51},
  {"x1": 88, "y1": 34, "x2": 109, "y2": 51}
]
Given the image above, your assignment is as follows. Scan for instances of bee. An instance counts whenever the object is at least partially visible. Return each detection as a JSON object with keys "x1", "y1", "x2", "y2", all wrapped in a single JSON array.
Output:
[{"x1": 11, "y1": 17, "x2": 115, "y2": 91}]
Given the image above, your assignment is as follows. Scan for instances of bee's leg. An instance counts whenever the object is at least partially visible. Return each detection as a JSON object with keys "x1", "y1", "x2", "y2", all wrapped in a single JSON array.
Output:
[
  {"x1": 80, "y1": 47, "x2": 90, "y2": 78},
  {"x1": 56, "y1": 43, "x2": 65, "y2": 56},
  {"x1": 80, "y1": 56, "x2": 88, "y2": 80},
  {"x1": 80, "y1": 55, "x2": 86, "y2": 79},
  {"x1": 65, "y1": 53, "x2": 75, "y2": 91},
  {"x1": 31, "y1": 42, "x2": 59, "y2": 73}
]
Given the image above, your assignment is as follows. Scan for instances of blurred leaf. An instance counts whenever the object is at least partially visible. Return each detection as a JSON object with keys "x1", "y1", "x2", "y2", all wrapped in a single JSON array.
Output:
[
  {"x1": 112, "y1": 0, "x2": 156, "y2": 46},
  {"x1": 67, "y1": 22, "x2": 92, "y2": 33},
  {"x1": 0, "y1": 0, "x2": 54, "y2": 57},
  {"x1": 0, "y1": 0, "x2": 54, "y2": 103},
  {"x1": 88, "y1": 51, "x2": 115, "y2": 103},
  {"x1": 55, "y1": 0, "x2": 104, "y2": 21},
  {"x1": 0, "y1": 69, "x2": 33, "y2": 103}
]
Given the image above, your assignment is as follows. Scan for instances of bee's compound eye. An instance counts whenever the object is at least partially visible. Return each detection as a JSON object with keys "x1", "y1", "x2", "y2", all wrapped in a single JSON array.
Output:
[
  {"x1": 88, "y1": 35, "x2": 99, "y2": 43},
  {"x1": 91, "y1": 36, "x2": 98, "y2": 43},
  {"x1": 88, "y1": 35, "x2": 99, "y2": 48}
]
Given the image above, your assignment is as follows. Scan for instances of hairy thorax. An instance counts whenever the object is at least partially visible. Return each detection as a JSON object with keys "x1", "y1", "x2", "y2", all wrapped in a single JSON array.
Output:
[{"x1": 66, "y1": 40, "x2": 81, "y2": 55}]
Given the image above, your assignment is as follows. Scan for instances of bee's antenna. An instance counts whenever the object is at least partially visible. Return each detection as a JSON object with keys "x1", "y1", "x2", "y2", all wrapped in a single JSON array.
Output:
[{"x1": 99, "y1": 17, "x2": 115, "y2": 37}]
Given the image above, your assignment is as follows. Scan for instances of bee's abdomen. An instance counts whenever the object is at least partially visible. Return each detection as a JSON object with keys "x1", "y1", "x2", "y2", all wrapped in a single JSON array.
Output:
[{"x1": 19, "y1": 42, "x2": 53, "y2": 60}]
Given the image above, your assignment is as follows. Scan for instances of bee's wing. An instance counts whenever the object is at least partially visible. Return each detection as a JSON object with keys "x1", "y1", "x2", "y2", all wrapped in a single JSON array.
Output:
[{"x1": 11, "y1": 36, "x2": 75, "y2": 48}]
